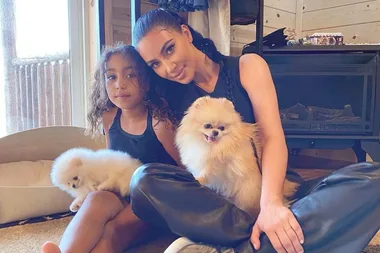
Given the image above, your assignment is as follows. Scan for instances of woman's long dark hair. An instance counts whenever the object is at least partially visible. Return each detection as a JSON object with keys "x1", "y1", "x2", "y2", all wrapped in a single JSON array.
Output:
[{"x1": 133, "y1": 8, "x2": 236, "y2": 104}]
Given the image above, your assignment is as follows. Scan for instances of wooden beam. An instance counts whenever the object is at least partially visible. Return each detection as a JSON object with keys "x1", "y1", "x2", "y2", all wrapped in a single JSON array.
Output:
[{"x1": 131, "y1": 0, "x2": 141, "y2": 45}]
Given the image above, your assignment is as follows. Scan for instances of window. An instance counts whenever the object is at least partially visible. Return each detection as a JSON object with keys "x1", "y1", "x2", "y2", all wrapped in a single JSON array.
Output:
[{"x1": 0, "y1": 0, "x2": 92, "y2": 138}]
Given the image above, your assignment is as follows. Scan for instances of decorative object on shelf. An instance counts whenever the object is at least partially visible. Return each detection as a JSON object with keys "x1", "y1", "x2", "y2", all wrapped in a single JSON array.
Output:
[
  {"x1": 309, "y1": 33, "x2": 344, "y2": 46},
  {"x1": 149, "y1": 0, "x2": 209, "y2": 12},
  {"x1": 287, "y1": 33, "x2": 344, "y2": 47},
  {"x1": 287, "y1": 36, "x2": 313, "y2": 46},
  {"x1": 230, "y1": 0, "x2": 258, "y2": 25}
]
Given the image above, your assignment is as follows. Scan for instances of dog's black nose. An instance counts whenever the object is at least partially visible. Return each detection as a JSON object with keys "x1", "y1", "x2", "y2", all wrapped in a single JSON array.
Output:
[
  {"x1": 72, "y1": 185, "x2": 76, "y2": 188},
  {"x1": 212, "y1": 130, "x2": 219, "y2": 136}
]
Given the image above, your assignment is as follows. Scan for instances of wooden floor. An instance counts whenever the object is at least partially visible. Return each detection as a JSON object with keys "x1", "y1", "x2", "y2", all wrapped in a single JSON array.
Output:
[{"x1": 294, "y1": 168, "x2": 335, "y2": 180}]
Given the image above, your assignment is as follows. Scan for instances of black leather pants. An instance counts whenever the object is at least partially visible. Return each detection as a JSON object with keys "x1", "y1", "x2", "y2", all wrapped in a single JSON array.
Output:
[{"x1": 129, "y1": 162, "x2": 380, "y2": 253}]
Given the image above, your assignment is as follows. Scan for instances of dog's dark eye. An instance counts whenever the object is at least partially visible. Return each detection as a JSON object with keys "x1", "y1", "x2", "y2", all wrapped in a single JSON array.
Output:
[
  {"x1": 204, "y1": 124, "x2": 212, "y2": 129},
  {"x1": 73, "y1": 176, "x2": 78, "y2": 180},
  {"x1": 218, "y1": 126, "x2": 225, "y2": 131}
]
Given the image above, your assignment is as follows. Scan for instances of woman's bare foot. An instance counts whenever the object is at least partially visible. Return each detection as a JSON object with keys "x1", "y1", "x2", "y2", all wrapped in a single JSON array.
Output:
[{"x1": 41, "y1": 241, "x2": 61, "y2": 253}]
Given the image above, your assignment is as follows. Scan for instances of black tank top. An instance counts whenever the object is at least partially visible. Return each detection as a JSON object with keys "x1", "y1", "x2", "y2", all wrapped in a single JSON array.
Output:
[
  {"x1": 161, "y1": 56, "x2": 304, "y2": 185},
  {"x1": 164, "y1": 56, "x2": 256, "y2": 123},
  {"x1": 108, "y1": 109, "x2": 177, "y2": 166}
]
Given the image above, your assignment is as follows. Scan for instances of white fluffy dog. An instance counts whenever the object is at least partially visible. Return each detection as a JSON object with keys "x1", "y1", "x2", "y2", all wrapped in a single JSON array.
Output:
[{"x1": 51, "y1": 148, "x2": 142, "y2": 212}]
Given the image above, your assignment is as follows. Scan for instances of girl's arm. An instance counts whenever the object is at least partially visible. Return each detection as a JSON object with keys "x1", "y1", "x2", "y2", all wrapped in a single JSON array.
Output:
[
  {"x1": 239, "y1": 54, "x2": 304, "y2": 253},
  {"x1": 153, "y1": 118, "x2": 184, "y2": 168}
]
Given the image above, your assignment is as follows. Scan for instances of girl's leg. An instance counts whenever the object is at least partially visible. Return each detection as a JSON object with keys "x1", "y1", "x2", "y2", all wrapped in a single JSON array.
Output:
[
  {"x1": 42, "y1": 191, "x2": 123, "y2": 253},
  {"x1": 90, "y1": 204, "x2": 153, "y2": 253},
  {"x1": 130, "y1": 162, "x2": 380, "y2": 253}
]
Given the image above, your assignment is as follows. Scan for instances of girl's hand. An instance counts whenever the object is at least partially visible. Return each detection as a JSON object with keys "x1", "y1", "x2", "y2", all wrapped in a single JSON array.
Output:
[{"x1": 250, "y1": 201, "x2": 304, "y2": 253}]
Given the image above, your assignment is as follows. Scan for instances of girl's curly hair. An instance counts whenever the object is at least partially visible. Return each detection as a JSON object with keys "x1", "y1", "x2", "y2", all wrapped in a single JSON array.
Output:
[{"x1": 86, "y1": 43, "x2": 175, "y2": 137}]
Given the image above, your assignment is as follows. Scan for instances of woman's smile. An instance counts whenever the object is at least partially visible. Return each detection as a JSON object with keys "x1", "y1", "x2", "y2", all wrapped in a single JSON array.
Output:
[{"x1": 170, "y1": 65, "x2": 186, "y2": 80}]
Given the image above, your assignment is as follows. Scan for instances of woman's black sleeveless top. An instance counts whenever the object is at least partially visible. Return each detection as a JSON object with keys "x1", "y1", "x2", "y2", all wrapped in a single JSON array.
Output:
[
  {"x1": 161, "y1": 56, "x2": 304, "y2": 184},
  {"x1": 164, "y1": 56, "x2": 256, "y2": 123},
  {"x1": 108, "y1": 108, "x2": 177, "y2": 166}
]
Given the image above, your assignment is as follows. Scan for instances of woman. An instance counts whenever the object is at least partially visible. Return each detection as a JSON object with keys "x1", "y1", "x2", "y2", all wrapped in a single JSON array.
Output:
[{"x1": 129, "y1": 8, "x2": 380, "y2": 253}]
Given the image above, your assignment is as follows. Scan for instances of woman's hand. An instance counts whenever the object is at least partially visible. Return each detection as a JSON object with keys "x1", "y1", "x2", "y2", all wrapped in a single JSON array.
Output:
[{"x1": 250, "y1": 201, "x2": 304, "y2": 253}]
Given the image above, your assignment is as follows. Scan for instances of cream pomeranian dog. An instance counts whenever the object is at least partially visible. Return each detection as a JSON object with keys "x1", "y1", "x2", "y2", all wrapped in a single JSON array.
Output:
[
  {"x1": 175, "y1": 96, "x2": 299, "y2": 218},
  {"x1": 51, "y1": 147, "x2": 142, "y2": 212}
]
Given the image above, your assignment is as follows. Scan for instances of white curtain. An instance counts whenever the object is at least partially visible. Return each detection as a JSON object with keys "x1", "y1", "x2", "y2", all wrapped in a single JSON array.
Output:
[{"x1": 188, "y1": 0, "x2": 230, "y2": 56}]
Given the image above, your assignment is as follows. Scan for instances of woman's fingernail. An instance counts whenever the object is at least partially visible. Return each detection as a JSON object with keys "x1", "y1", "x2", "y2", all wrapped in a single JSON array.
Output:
[{"x1": 300, "y1": 240, "x2": 304, "y2": 244}]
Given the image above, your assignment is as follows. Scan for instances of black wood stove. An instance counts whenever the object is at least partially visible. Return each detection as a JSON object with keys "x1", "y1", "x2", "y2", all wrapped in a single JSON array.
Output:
[{"x1": 263, "y1": 46, "x2": 380, "y2": 162}]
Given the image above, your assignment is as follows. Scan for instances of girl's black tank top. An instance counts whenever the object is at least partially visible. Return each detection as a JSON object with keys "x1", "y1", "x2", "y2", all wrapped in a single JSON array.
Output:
[{"x1": 108, "y1": 108, "x2": 177, "y2": 166}]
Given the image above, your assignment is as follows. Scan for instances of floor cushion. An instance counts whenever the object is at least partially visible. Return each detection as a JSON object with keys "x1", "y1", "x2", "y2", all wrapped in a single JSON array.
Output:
[
  {"x1": 0, "y1": 126, "x2": 106, "y2": 225},
  {"x1": 0, "y1": 160, "x2": 73, "y2": 225}
]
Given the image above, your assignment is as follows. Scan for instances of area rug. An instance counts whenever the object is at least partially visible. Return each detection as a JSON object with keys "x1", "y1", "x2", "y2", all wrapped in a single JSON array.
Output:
[
  {"x1": 0, "y1": 216, "x2": 379, "y2": 253},
  {"x1": 1, "y1": 168, "x2": 379, "y2": 252}
]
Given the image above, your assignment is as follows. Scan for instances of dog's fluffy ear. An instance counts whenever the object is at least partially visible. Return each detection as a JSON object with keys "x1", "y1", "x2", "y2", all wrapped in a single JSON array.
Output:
[
  {"x1": 69, "y1": 157, "x2": 83, "y2": 167},
  {"x1": 193, "y1": 96, "x2": 211, "y2": 109},
  {"x1": 221, "y1": 97, "x2": 235, "y2": 110}
]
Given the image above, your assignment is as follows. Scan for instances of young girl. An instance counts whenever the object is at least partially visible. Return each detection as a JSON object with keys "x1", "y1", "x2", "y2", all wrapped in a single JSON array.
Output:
[{"x1": 42, "y1": 44, "x2": 182, "y2": 253}]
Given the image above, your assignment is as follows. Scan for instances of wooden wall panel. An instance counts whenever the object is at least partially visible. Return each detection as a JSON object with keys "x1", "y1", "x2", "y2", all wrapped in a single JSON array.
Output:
[
  {"x1": 230, "y1": 27, "x2": 277, "y2": 56},
  {"x1": 303, "y1": 0, "x2": 373, "y2": 12},
  {"x1": 104, "y1": 0, "x2": 114, "y2": 46},
  {"x1": 230, "y1": 0, "x2": 297, "y2": 56},
  {"x1": 303, "y1": 1, "x2": 379, "y2": 31},
  {"x1": 265, "y1": 0, "x2": 297, "y2": 13},
  {"x1": 302, "y1": 0, "x2": 380, "y2": 44},
  {"x1": 104, "y1": 0, "x2": 188, "y2": 46},
  {"x1": 104, "y1": 0, "x2": 158, "y2": 46}
]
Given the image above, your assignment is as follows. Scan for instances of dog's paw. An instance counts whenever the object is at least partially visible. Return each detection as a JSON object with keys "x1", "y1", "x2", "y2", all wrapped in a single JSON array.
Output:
[
  {"x1": 69, "y1": 200, "x2": 83, "y2": 212},
  {"x1": 195, "y1": 176, "x2": 208, "y2": 185},
  {"x1": 90, "y1": 184, "x2": 98, "y2": 191}
]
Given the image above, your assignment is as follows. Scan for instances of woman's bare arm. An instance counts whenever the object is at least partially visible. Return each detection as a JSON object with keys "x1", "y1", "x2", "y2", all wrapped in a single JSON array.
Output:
[
  {"x1": 239, "y1": 54, "x2": 287, "y2": 205},
  {"x1": 239, "y1": 54, "x2": 304, "y2": 253}
]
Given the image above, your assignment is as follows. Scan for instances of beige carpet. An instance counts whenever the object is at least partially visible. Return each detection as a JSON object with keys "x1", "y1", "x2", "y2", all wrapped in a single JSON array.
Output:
[{"x1": 0, "y1": 216, "x2": 379, "y2": 253}]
